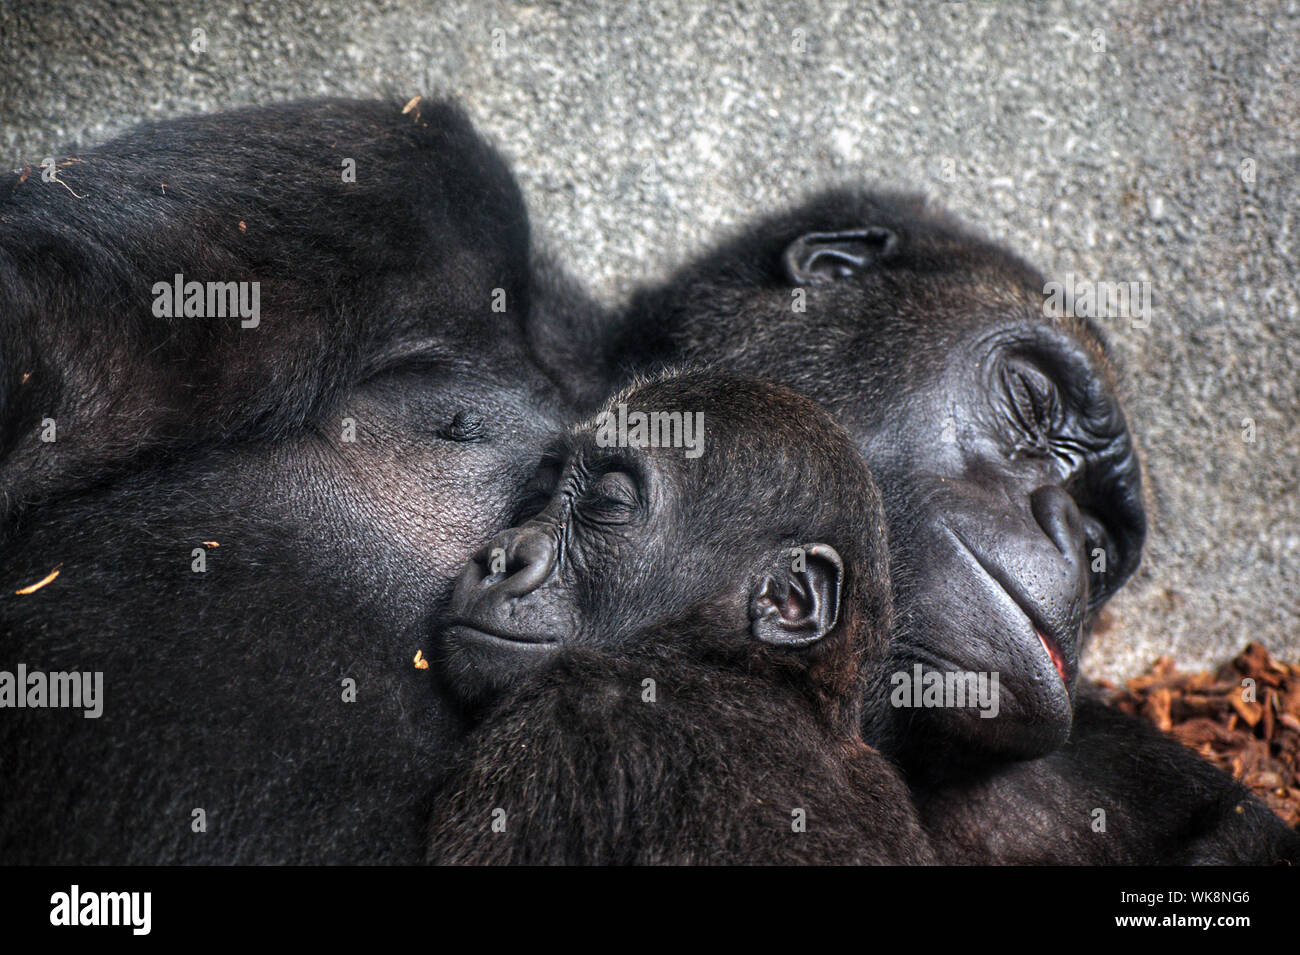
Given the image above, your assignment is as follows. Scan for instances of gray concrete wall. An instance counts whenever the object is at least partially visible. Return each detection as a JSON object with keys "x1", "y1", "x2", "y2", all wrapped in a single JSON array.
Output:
[{"x1": 2, "y1": 0, "x2": 1296, "y2": 681}]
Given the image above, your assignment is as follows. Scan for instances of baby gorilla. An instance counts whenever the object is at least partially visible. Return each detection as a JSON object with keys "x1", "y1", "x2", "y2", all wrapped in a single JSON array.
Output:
[{"x1": 426, "y1": 372, "x2": 933, "y2": 864}]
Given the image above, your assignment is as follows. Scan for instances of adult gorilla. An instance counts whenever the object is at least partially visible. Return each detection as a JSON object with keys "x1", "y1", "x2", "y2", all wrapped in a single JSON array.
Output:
[
  {"x1": 545, "y1": 190, "x2": 1298, "y2": 863},
  {"x1": 0, "y1": 99, "x2": 585, "y2": 862},
  {"x1": 545, "y1": 190, "x2": 1143, "y2": 765}
]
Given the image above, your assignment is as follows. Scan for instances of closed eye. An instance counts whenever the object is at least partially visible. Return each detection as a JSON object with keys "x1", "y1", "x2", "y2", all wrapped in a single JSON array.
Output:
[
  {"x1": 581, "y1": 471, "x2": 641, "y2": 525},
  {"x1": 437, "y1": 410, "x2": 486, "y2": 442},
  {"x1": 359, "y1": 338, "x2": 459, "y2": 382},
  {"x1": 1002, "y1": 359, "x2": 1063, "y2": 439}
]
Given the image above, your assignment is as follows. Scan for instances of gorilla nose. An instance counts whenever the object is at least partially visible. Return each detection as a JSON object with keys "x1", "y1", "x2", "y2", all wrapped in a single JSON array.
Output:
[
  {"x1": 473, "y1": 524, "x2": 556, "y2": 599},
  {"x1": 1030, "y1": 485, "x2": 1085, "y2": 568},
  {"x1": 442, "y1": 523, "x2": 563, "y2": 652}
]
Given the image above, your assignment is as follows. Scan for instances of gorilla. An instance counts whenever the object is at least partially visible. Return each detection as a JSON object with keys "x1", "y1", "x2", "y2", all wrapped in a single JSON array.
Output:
[
  {"x1": 919, "y1": 686, "x2": 1300, "y2": 864},
  {"x1": 542, "y1": 190, "x2": 1144, "y2": 763},
  {"x1": 427, "y1": 372, "x2": 933, "y2": 864},
  {"x1": 538, "y1": 190, "x2": 1299, "y2": 863},
  {"x1": 4, "y1": 96, "x2": 1291, "y2": 865},
  {"x1": 0, "y1": 98, "x2": 585, "y2": 862}
]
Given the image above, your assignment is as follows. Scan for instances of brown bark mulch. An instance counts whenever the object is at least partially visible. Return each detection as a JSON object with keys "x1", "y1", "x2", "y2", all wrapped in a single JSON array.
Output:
[{"x1": 1100, "y1": 642, "x2": 1300, "y2": 827}]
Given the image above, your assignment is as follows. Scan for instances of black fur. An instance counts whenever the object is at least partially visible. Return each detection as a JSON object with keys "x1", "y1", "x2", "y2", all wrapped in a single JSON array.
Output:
[
  {"x1": 6, "y1": 99, "x2": 1289, "y2": 866},
  {"x1": 1, "y1": 97, "x2": 540, "y2": 520},
  {"x1": 428, "y1": 373, "x2": 933, "y2": 864},
  {"x1": 544, "y1": 191, "x2": 1298, "y2": 864},
  {"x1": 0, "y1": 98, "x2": 576, "y2": 862},
  {"x1": 429, "y1": 643, "x2": 932, "y2": 865},
  {"x1": 917, "y1": 689, "x2": 1300, "y2": 865}
]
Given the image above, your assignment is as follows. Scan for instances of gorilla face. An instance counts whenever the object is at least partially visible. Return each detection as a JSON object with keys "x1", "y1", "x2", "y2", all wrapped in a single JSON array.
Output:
[
  {"x1": 852, "y1": 313, "x2": 1144, "y2": 760},
  {"x1": 775, "y1": 231, "x2": 1144, "y2": 762},
  {"x1": 433, "y1": 373, "x2": 882, "y2": 715},
  {"x1": 0, "y1": 98, "x2": 567, "y2": 638},
  {"x1": 612, "y1": 192, "x2": 1147, "y2": 765},
  {"x1": 280, "y1": 359, "x2": 571, "y2": 628},
  {"x1": 433, "y1": 428, "x2": 739, "y2": 709}
]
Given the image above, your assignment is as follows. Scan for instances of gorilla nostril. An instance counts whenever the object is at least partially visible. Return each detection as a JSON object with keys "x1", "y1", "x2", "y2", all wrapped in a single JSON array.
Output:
[{"x1": 1029, "y1": 485, "x2": 1084, "y2": 563}]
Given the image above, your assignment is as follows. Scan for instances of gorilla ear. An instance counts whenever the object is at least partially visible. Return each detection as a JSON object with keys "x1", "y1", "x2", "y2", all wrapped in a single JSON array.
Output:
[
  {"x1": 781, "y1": 227, "x2": 899, "y2": 285},
  {"x1": 750, "y1": 544, "x2": 844, "y2": 647}
]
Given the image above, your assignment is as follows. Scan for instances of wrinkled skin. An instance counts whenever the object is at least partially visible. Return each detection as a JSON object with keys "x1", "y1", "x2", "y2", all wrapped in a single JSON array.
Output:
[{"x1": 850, "y1": 314, "x2": 1143, "y2": 766}]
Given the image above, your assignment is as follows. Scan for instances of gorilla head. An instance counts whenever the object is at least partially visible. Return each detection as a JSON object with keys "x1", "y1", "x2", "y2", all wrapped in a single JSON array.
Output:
[
  {"x1": 0, "y1": 99, "x2": 573, "y2": 863},
  {"x1": 427, "y1": 371, "x2": 933, "y2": 865},
  {"x1": 433, "y1": 371, "x2": 892, "y2": 730},
  {"x1": 600, "y1": 191, "x2": 1147, "y2": 767}
]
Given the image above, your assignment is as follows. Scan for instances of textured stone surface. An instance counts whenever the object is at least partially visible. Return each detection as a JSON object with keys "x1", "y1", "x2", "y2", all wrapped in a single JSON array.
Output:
[{"x1": 2, "y1": 0, "x2": 1296, "y2": 680}]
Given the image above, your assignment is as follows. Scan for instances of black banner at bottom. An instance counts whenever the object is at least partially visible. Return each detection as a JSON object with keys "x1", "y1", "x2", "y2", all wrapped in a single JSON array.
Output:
[{"x1": 0, "y1": 865, "x2": 1293, "y2": 942}]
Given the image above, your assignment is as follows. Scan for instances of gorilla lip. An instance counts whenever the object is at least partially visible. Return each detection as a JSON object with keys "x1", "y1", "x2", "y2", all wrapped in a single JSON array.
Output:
[
  {"x1": 946, "y1": 526, "x2": 1075, "y2": 688},
  {"x1": 442, "y1": 621, "x2": 558, "y2": 647},
  {"x1": 1037, "y1": 630, "x2": 1070, "y2": 685}
]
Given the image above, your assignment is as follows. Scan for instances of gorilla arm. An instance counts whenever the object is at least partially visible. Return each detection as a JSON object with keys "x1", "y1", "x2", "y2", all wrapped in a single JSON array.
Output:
[{"x1": 915, "y1": 686, "x2": 1300, "y2": 865}]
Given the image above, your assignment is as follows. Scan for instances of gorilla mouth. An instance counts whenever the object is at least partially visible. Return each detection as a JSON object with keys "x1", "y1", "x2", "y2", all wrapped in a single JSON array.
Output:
[
  {"x1": 946, "y1": 527, "x2": 1076, "y2": 688},
  {"x1": 1036, "y1": 630, "x2": 1070, "y2": 685},
  {"x1": 443, "y1": 620, "x2": 558, "y2": 648},
  {"x1": 984, "y1": 578, "x2": 1075, "y2": 689}
]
